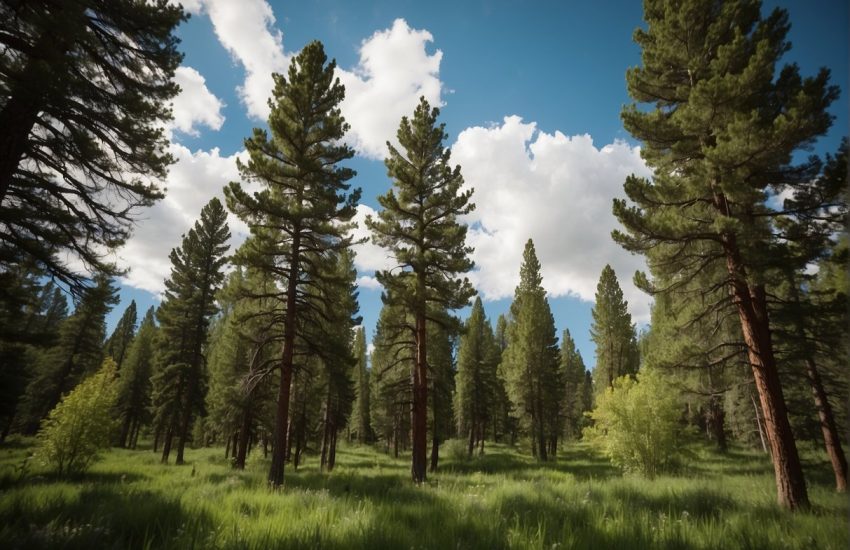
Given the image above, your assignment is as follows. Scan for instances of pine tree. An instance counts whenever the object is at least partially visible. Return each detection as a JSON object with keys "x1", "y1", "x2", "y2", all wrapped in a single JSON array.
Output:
[
  {"x1": 454, "y1": 297, "x2": 498, "y2": 457},
  {"x1": 590, "y1": 265, "x2": 639, "y2": 394},
  {"x1": 366, "y1": 97, "x2": 475, "y2": 482},
  {"x1": 152, "y1": 197, "x2": 230, "y2": 464},
  {"x1": 0, "y1": 1, "x2": 185, "y2": 291},
  {"x1": 428, "y1": 317, "x2": 456, "y2": 471},
  {"x1": 612, "y1": 0, "x2": 839, "y2": 509},
  {"x1": 105, "y1": 301, "x2": 137, "y2": 370},
  {"x1": 115, "y1": 306, "x2": 157, "y2": 449},
  {"x1": 224, "y1": 41, "x2": 360, "y2": 488},
  {"x1": 369, "y1": 303, "x2": 412, "y2": 457},
  {"x1": 350, "y1": 327, "x2": 372, "y2": 443},
  {"x1": 559, "y1": 329, "x2": 587, "y2": 440},
  {"x1": 501, "y1": 240, "x2": 561, "y2": 460},
  {"x1": 18, "y1": 275, "x2": 117, "y2": 433}
]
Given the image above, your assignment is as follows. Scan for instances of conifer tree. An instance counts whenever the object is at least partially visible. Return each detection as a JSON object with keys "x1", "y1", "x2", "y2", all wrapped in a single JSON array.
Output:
[
  {"x1": 559, "y1": 329, "x2": 587, "y2": 440},
  {"x1": 590, "y1": 265, "x2": 638, "y2": 393},
  {"x1": 613, "y1": 0, "x2": 839, "y2": 509},
  {"x1": 350, "y1": 327, "x2": 372, "y2": 443},
  {"x1": 428, "y1": 318, "x2": 456, "y2": 471},
  {"x1": 366, "y1": 97, "x2": 475, "y2": 482},
  {"x1": 18, "y1": 275, "x2": 117, "y2": 433},
  {"x1": 224, "y1": 41, "x2": 360, "y2": 488},
  {"x1": 115, "y1": 306, "x2": 157, "y2": 449},
  {"x1": 0, "y1": 1, "x2": 185, "y2": 291},
  {"x1": 455, "y1": 297, "x2": 498, "y2": 457},
  {"x1": 105, "y1": 301, "x2": 137, "y2": 370},
  {"x1": 501, "y1": 240, "x2": 561, "y2": 460},
  {"x1": 152, "y1": 197, "x2": 230, "y2": 464}
]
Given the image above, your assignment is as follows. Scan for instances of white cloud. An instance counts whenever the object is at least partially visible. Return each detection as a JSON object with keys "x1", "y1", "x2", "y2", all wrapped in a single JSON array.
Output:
[
  {"x1": 119, "y1": 144, "x2": 248, "y2": 294},
  {"x1": 170, "y1": 66, "x2": 225, "y2": 136},
  {"x1": 194, "y1": 0, "x2": 290, "y2": 120},
  {"x1": 337, "y1": 19, "x2": 444, "y2": 159},
  {"x1": 356, "y1": 275, "x2": 382, "y2": 290},
  {"x1": 452, "y1": 116, "x2": 654, "y2": 321},
  {"x1": 350, "y1": 204, "x2": 396, "y2": 274}
]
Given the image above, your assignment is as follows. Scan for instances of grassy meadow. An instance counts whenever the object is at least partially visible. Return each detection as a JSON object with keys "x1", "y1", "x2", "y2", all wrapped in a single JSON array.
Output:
[{"x1": 0, "y1": 438, "x2": 846, "y2": 549}]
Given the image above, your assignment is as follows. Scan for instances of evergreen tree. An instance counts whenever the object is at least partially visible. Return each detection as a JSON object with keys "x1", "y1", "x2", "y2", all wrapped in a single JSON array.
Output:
[
  {"x1": 501, "y1": 240, "x2": 561, "y2": 460},
  {"x1": 152, "y1": 197, "x2": 230, "y2": 464},
  {"x1": 224, "y1": 41, "x2": 360, "y2": 488},
  {"x1": 350, "y1": 327, "x2": 372, "y2": 443},
  {"x1": 612, "y1": 0, "x2": 839, "y2": 509},
  {"x1": 115, "y1": 306, "x2": 157, "y2": 449},
  {"x1": 590, "y1": 265, "x2": 638, "y2": 393},
  {"x1": 0, "y1": 1, "x2": 186, "y2": 291},
  {"x1": 366, "y1": 97, "x2": 475, "y2": 482},
  {"x1": 105, "y1": 301, "x2": 137, "y2": 370},
  {"x1": 369, "y1": 303, "x2": 412, "y2": 457},
  {"x1": 18, "y1": 275, "x2": 117, "y2": 433},
  {"x1": 454, "y1": 297, "x2": 498, "y2": 457},
  {"x1": 0, "y1": 271, "x2": 69, "y2": 441},
  {"x1": 559, "y1": 329, "x2": 588, "y2": 440},
  {"x1": 428, "y1": 317, "x2": 456, "y2": 471}
]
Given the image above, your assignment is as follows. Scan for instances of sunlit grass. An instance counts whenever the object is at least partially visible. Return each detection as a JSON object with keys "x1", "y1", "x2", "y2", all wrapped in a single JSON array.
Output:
[{"x1": 0, "y1": 437, "x2": 846, "y2": 549}]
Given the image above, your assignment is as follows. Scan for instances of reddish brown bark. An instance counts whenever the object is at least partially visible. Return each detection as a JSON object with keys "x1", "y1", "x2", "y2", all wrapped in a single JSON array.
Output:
[
  {"x1": 804, "y1": 358, "x2": 848, "y2": 492},
  {"x1": 721, "y1": 239, "x2": 808, "y2": 508}
]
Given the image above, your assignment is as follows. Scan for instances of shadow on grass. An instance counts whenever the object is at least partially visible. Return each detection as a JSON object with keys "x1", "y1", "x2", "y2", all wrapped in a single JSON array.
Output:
[
  {"x1": 0, "y1": 485, "x2": 213, "y2": 550},
  {"x1": 609, "y1": 485, "x2": 737, "y2": 520},
  {"x1": 441, "y1": 445, "x2": 620, "y2": 481}
]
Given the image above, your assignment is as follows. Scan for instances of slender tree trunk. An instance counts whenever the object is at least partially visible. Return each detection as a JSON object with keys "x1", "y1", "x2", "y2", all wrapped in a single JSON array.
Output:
[
  {"x1": 235, "y1": 411, "x2": 251, "y2": 470},
  {"x1": 131, "y1": 419, "x2": 141, "y2": 449},
  {"x1": 225, "y1": 433, "x2": 232, "y2": 459},
  {"x1": 467, "y1": 424, "x2": 475, "y2": 458},
  {"x1": 119, "y1": 415, "x2": 132, "y2": 448},
  {"x1": 411, "y1": 307, "x2": 428, "y2": 483},
  {"x1": 328, "y1": 429, "x2": 337, "y2": 471},
  {"x1": 175, "y1": 406, "x2": 191, "y2": 465},
  {"x1": 706, "y1": 395, "x2": 727, "y2": 452},
  {"x1": 803, "y1": 358, "x2": 848, "y2": 492},
  {"x1": 751, "y1": 392, "x2": 768, "y2": 453},
  {"x1": 724, "y1": 268, "x2": 807, "y2": 507},
  {"x1": 161, "y1": 422, "x2": 174, "y2": 464},
  {"x1": 268, "y1": 234, "x2": 300, "y2": 488},
  {"x1": 320, "y1": 392, "x2": 331, "y2": 472}
]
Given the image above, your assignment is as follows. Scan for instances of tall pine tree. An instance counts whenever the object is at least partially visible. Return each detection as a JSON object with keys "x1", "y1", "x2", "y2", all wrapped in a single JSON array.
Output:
[
  {"x1": 115, "y1": 306, "x2": 157, "y2": 448},
  {"x1": 366, "y1": 97, "x2": 475, "y2": 483},
  {"x1": 152, "y1": 197, "x2": 230, "y2": 464},
  {"x1": 501, "y1": 240, "x2": 561, "y2": 460},
  {"x1": 350, "y1": 327, "x2": 372, "y2": 443},
  {"x1": 105, "y1": 301, "x2": 137, "y2": 370},
  {"x1": 590, "y1": 265, "x2": 639, "y2": 393},
  {"x1": 224, "y1": 41, "x2": 360, "y2": 488},
  {"x1": 612, "y1": 0, "x2": 838, "y2": 509}
]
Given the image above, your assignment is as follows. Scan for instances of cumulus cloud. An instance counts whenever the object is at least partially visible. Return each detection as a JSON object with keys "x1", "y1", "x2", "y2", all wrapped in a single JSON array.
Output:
[
  {"x1": 118, "y1": 144, "x2": 248, "y2": 294},
  {"x1": 452, "y1": 116, "x2": 654, "y2": 321},
  {"x1": 349, "y1": 204, "x2": 396, "y2": 274},
  {"x1": 191, "y1": 0, "x2": 290, "y2": 120},
  {"x1": 170, "y1": 66, "x2": 225, "y2": 136},
  {"x1": 337, "y1": 19, "x2": 444, "y2": 159}
]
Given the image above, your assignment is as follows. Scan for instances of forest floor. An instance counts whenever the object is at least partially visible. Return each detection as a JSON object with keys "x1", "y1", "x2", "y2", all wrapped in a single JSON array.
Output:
[{"x1": 0, "y1": 437, "x2": 846, "y2": 549}]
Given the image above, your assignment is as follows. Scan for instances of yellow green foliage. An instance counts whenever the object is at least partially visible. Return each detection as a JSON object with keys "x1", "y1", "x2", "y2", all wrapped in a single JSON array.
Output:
[
  {"x1": 36, "y1": 358, "x2": 119, "y2": 476},
  {"x1": 584, "y1": 369, "x2": 681, "y2": 478}
]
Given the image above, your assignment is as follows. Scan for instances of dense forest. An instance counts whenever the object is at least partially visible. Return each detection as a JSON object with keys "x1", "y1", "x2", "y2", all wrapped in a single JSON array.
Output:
[{"x1": 0, "y1": 0, "x2": 847, "y2": 548}]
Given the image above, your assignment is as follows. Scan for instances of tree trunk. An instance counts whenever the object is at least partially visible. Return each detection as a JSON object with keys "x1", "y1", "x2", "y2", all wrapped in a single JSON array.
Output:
[
  {"x1": 320, "y1": 392, "x2": 331, "y2": 472},
  {"x1": 175, "y1": 405, "x2": 192, "y2": 465},
  {"x1": 751, "y1": 391, "x2": 768, "y2": 453},
  {"x1": 119, "y1": 415, "x2": 132, "y2": 448},
  {"x1": 131, "y1": 419, "x2": 141, "y2": 449},
  {"x1": 0, "y1": 413, "x2": 14, "y2": 443},
  {"x1": 268, "y1": 234, "x2": 300, "y2": 488},
  {"x1": 706, "y1": 395, "x2": 727, "y2": 452},
  {"x1": 160, "y1": 423, "x2": 174, "y2": 464},
  {"x1": 153, "y1": 425, "x2": 161, "y2": 453},
  {"x1": 328, "y1": 429, "x2": 337, "y2": 472},
  {"x1": 411, "y1": 308, "x2": 428, "y2": 483},
  {"x1": 235, "y1": 411, "x2": 251, "y2": 470},
  {"x1": 467, "y1": 425, "x2": 475, "y2": 458},
  {"x1": 804, "y1": 358, "x2": 848, "y2": 492},
  {"x1": 725, "y1": 271, "x2": 807, "y2": 507}
]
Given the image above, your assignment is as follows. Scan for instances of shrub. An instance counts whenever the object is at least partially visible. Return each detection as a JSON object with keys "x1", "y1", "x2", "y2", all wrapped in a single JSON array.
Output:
[
  {"x1": 444, "y1": 438, "x2": 471, "y2": 462},
  {"x1": 36, "y1": 358, "x2": 119, "y2": 476},
  {"x1": 583, "y1": 369, "x2": 681, "y2": 478}
]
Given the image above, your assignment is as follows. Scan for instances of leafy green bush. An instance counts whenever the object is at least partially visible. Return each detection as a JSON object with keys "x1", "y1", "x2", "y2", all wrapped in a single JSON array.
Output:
[
  {"x1": 36, "y1": 358, "x2": 119, "y2": 476},
  {"x1": 444, "y1": 438, "x2": 471, "y2": 462},
  {"x1": 583, "y1": 369, "x2": 681, "y2": 478}
]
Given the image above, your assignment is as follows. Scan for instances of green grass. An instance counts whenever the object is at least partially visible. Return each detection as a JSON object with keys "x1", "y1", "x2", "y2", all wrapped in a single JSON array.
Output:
[{"x1": 0, "y1": 437, "x2": 846, "y2": 549}]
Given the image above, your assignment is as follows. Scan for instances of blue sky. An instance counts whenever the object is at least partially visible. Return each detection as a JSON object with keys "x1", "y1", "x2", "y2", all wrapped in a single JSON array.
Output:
[{"x1": 108, "y1": 0, "x2": 849, "y2": 366}]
